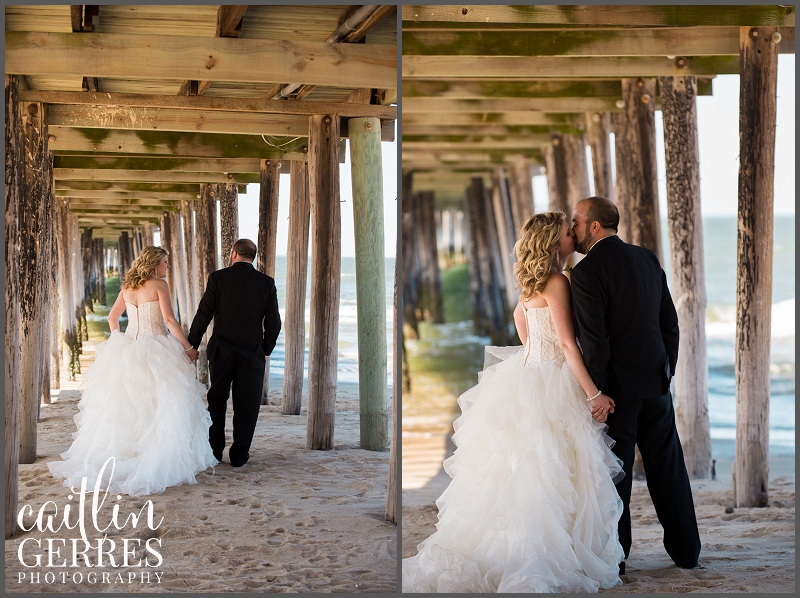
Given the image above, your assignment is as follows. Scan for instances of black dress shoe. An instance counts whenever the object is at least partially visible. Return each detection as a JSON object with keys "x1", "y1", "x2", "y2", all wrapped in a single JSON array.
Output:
[
  {"x1": 619, "y1": 562, "x2": 626, "y2": 576},
  {"x1": 230, "y1": 455, "x2": 249, "y2": 468},
  {"x1": 679, "y1": 563, "x2": 704, "y2": 570}
]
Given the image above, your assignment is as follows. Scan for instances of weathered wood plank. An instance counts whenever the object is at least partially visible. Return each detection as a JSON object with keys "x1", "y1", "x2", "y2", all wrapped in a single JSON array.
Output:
[
  {"x1": 56, "y1": 201, "x2": 78, "y2": 381},
  {"x1": 257, "y1": 159, "x2": 280, "y2": 405},
  {"x1": 5, "y1": 74, "x2": 23, "y2": 539},
  {"x1": 306, "y1": 115, "x2": 341, "y2": 451},
  {"x1": 58, "y1": 190, "x2": 194, "y2": 201},
  {"x1": 349, "y1": 116, "x2": 389, "y2": 451},
  {"x1": 401, "y1": 5, "x2": 795, "y2": 27},
  {"x1": 403, "y1": 150, "x2": 545, "y2": 165},
  {"x1": 385, "y1": 243, "x2": 398, "y2": 524},
  {"x1": 18, "y1": 101, "x2": 49, "y2": 464},
  {"x1": 281, "y1": 161, "x2": 310, "y2": 416},
  {"x1": 403, "y1": 97, "x2": 621, "y2": 113},
  {"x1": 508, "y1": 157, "x2": 535, "y2": 233},
  {"x1": 46, "y1": 104, "x2": 396, "y2": 140},
  {"x1": 20, "y1": 90, "x2": 398, "y2": 120},
  {"x1": 218, "y1": 183, "x2": 239, "y2": 263},
  {"x1": 54, "y1": 168, "x2": 259, "y2": 184},
  {"x1": 403, "y1": 137, "x2": 552, "y2": 151},
  {"x1": 734, "y1": 25, "x2": 779, "y2": 508},
  {"x1": 56, "y1": 180, "x2": 245, "y2": 194},
  {"x1": 613, "y1": 79, "x2": 662, "y2": 262},
  {"x1": 54, "y1": 155, "x2": 267, "y2": 172},
  {"x1": 660, "y1": 75, "x2": 711, "y2": 480},
  {"x1": 403, "y1": 27, "x2": 795, "y2": 56},
  {"x1": 7, "y1": 32, "x2": 397, "y2": 89},
  {"x1": 46, "y1": 126, "x2": 305, "y2": 159},
  {"x1": 401, "y1": 173, "x2": 420, "y2": 340},
  {"x1": 403, "y1": 111, "x2": 586, "y2": 126},
  {"x1": 402, "y1": 124, "x2": 585, "y2": 137},
  {"x1": 544, "y1": 135, "x2": 569, "y2": 214},
  {"x1": 404, "y1": 55, "x2": 740, "y2": 79},
  {"x1": 402, "y1": 78, "x2": 716, "y2": 99},
  {"x1": 586, "y1": 111, "x2": 614, "y2": 200}
]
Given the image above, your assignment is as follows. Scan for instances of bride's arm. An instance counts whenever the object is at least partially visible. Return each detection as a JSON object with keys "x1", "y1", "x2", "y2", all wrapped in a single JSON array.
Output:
[
  {"x1": 108, "y1": 290, "x2": 127, "y2": 332},
  {"x1": 155, "y1": 280, "x2": 193, "y2": 351},
  {"x1": 543, "y1": 273, "x2": 615, "y2": 414},
  {"x1": 513, "y1": 301, "x2": 528, "y2": 345}
]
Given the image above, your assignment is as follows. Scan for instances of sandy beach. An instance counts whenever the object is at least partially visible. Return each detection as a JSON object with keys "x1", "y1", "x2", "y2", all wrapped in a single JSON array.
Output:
[
  {"x1": 402, "y1": 431, "x2": 795, "y2": 593},
  {"x1": 6, "y1": 345, "x2": 397, "y2": 593}
]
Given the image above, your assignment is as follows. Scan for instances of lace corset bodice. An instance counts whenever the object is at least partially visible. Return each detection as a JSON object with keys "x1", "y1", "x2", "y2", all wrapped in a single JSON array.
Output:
[
  {"x1": 522, "y1": 306, "x2": 565, "y2": 366},
  {"x1": 125, "y1": 301, "x2": 168, "y2": 340}
]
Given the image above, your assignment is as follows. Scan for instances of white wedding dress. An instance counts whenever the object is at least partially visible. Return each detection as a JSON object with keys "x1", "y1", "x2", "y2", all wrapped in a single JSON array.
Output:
[
  {"x1": 48, "y1": 301, "x2": 217, "y2": 497},
  {"x1": 402, "y1": 304, "x2": 625, "y2": 593}
]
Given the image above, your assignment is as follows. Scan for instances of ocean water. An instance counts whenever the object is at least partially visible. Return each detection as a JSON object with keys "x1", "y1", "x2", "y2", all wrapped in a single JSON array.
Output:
[
  {"x1": 661, "y1": 216, "x2": 795, "y2": 450},
  {"x1": 270, "y1": 256, "x2": 396, "y2": 386}
]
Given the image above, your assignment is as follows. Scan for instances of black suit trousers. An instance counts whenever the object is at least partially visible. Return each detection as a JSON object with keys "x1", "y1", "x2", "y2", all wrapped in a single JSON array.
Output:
[
  {"x1": 206, "y1": 345, "x2": 264, "y2": 466},
  {"x1": 606, "y1": 392, "x2": 701, "y2": 568}
]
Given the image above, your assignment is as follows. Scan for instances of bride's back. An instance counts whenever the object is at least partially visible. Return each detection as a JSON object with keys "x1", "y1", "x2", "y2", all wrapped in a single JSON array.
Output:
[{"x1": 121, "y1": 278, "x2": 160, "y2": 306}]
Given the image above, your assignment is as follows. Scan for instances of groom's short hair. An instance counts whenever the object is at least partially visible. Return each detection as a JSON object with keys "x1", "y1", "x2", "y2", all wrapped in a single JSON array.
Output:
[
  {"x1": 232, "y1": 239, "x2": 257, "y2": 261},
  {"x1": 583, "y1": 196, "x2": 619, "y2": 231}
]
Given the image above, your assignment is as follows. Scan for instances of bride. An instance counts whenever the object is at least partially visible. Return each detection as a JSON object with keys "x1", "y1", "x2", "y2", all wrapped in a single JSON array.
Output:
[
  {"x1": 402, "y1": 212, "x2": 625, "y2": 593},
  {"x1": 48, "y1": 246, "x2": 217, "y2": 497}
]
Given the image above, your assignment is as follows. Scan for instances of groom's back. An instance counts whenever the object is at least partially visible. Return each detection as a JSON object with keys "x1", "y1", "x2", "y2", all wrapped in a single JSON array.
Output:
[
  {"x1": 571, "y1": 236, "x2": 679, "y2": 402},
  {"x1": 208, "y1": 262, "x2": 278, "y2": 355}
]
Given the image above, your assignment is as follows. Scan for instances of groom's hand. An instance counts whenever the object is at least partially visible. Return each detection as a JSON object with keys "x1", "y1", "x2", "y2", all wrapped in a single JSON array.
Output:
[
  {"x1": 589, "y1": 393, "x2": 615, "y2": 421},
  {"x1": 186, "y1": 348, "x2": 199, "y2": 362}
]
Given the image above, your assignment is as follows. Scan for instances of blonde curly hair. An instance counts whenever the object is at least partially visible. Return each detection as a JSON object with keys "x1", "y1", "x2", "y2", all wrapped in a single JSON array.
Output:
[
  {"x1": 122, "y1": 246, "x2": 168, "y2": 290},
  {"x1": 513, "y1": 211, "x2": 566, "y2": 301}
]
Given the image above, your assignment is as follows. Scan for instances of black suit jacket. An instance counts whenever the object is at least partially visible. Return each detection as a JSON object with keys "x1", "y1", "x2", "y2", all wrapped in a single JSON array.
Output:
[
  {"x1": 187, "y1": 262, "x2": 281, "y2": 364},
  {"x1": 570, "y1": 236, "x2": 679, "y2": 403}
]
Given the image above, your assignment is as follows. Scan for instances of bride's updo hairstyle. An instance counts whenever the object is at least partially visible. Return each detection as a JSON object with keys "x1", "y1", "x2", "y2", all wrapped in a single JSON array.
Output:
[
  {"x1": 122, "y1": 245, "x2": 169, "y2": 290},
  {"x1": 513, "y1": 211, "x2": 566, "y2": 300}
]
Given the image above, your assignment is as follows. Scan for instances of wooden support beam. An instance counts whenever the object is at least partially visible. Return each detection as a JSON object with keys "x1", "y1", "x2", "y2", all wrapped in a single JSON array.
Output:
[
  {"x1": 181, "y1": 200, "x2": 197, "y2": 327},
  {"x1": 401, "y1": 5, "x2": 796, "y2": 27},
  {"x1": 56, "y1": 201, "x2": 78, "y2": 381},
  {"x1": 544, "y1": 135, "x2": 569, "y2": 214},
  {"x1": 403, "y1": 111, "x2": 587, "y2": 126},
  {"x1": 403, "y1": 55, "x2": 738, "y2": 79},
  {"x1": 415, "y1": 191, "x2": 444, "y2": 323},
  {"x1": 734, "y1": 25, "x2": 779, "y2": 508},
  {"x1": 386, "y1": 247, "x2": 398, "y2": 524},
  {"x1": 47, "y1": 126, "x2": 305, "y2": 160},
  {"x1": 281, "y1": 161, "x2": 311, "y2": 417},
  {"x1": 56, "y1": 180, "x2": 245, "y2": 194},
  {"x1": 65, "y1": 198, "x2": 182, "y2": 208},
  {"x1": 54, "y1": 168, "x2": 259, "y2": 185},
  {"x1": 586, "y1": 111, "x2": 614, "y2": 200},
  {"x1": 54, "y1": 155, "x2": 266, "y2": 173},
  {"x1": 19, "y1": 101, "x2": 51, "y2": 464},
  {"x1": 167, "y1": 211, "x2": 188, "y2": 328},
  {"x1": 306, "y1": 114, "x2": 341, "y2": 451},
  {"x1": 20, "y1": 90, "x2": 398, "y2": 120},
  {"x1": 5, "y1": 74, "x2": 23, "y2": 539},
  {"x1": 58, "y1": 190, "x2": 193, "y2": 202},
  {"x1": 194, "y1": 183, "x2": 217, "y2": 385},
  {"x1": 349, "y1": 116, "x2": 388, "y2": 451},
  {"x1": 343, "y1": 5, "x2": 397, "y2": 43},
  {"x1": 401, "y1": 173, "x2": 420, "y2": 339},
  {"x1": 80, "y1": 226, "x2": 94, "y2": 312},
  {"x1": 218, "y1": 182, "x2": 239, "y2": 265},
  {"x1": 46, "y1": 104, "x2": 396, "y2": 141},
  {"x1": 7, "y1": 32, "x2": 397, "y2": 89},
  {"x1": 660, "y1": 75, "x2": 711, "y2": 480},
  {"x1": 403, "y1": 124, "x2": 585, "y2": 137},
  {"x1": 508, "y1": 157, "x2": 535, "y2": 233},
  {"x1": 257, "y1": 159, "x2": 280, "y2": 405},
  {"x1": 490, "y1": 167, "x2": 518, "y2": 308},
  {"x1": 613, "y1": 78, "x2": 662, "y2": 262},
  {"x1": 404, "y1": 97, "x2": 622, "y2": 113},
  {"x1": 403, "y1": 27, "x2": 795, "y2": 56}
]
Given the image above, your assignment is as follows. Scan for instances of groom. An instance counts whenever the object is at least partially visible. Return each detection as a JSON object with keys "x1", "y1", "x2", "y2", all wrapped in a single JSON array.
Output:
[
  {"x1": 569, "y1": 197, "x2": 701, "y2": 574},
  {"x1": 188, "y1": 239, "x2": 281, "y2": 467}
]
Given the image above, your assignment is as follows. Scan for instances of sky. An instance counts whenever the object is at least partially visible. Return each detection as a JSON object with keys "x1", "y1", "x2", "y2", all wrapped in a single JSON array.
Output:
[
  {"x1": 533, "y1": 54, "x2": 795, "y2": 217},
  {"x1": 236, "y1": 136, "x2": 398, "y2": 259}
]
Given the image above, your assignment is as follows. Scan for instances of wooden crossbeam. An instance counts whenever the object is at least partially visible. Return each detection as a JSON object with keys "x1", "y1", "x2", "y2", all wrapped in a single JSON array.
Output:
[
  {"x1": 56, "y1": 190, "x2": 206, "y2": 201},
  {"x1": 55, "y1": 180, "x2": 246, "y2": 194},
  {"x1": 403, "y1": 55, "x2": 739, "y2": 78},
  {"x1": 404, "y1": 137, "x2": 553, "y2": 150},
  {"x1": 402, "y1": 78, "x2": 714, "y2": 98},
  {"x1": 401, "y1": 5, "x2": 796, "y2": 28},
  {"x1": 47, "y1": 126, "x2": 308, "y2": 160},
  {"x1": 53, "y1": 156, "x2": 266, "y2": 173},
  {"x1": 403, "y1": 150, "x2": 544, "y2": 164},
  {"x1": 45, "y1": 104, "x2": 395, "y2": 140},
  {"x1": 19, "y1": 90, "x2": 398, "y2": 120},
  {"x1": 403, "y1": 111, "x2": 587, "y2": 126},
  {"x1": 403, "y1": 27, "x2": 795, "y2": 56},
  {"x1": 402, "y1": 124, "x2": 587, "y2": 137},
  {"x1": 6, "y1": 31, "x2": 396, "y2": 89},
  {"x1": 403, "y1": 97, "x2": 622, "y2": 112},
  {"x1": 77, "y1": 216, "x2": 163, "y2": 225},
  {"x1": 66, "y1": 199, "x2": 181, "y2": 208},
  {"x1": 54, "y1": 168, "x2": 260, "y2": 184}
]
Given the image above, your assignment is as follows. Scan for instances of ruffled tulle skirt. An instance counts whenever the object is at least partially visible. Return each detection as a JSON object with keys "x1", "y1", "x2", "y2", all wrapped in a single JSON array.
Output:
[
  {"x1": 402, "y1": 347, "x2": 625, "y2": 593},
  {"x1": 48, "y1": 331, "x2": 217, "y2": 497}
]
